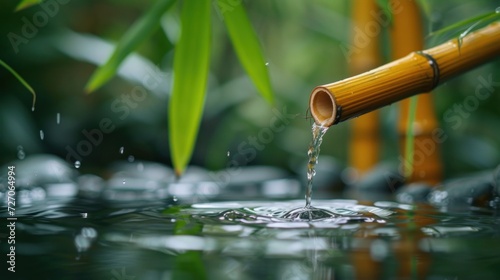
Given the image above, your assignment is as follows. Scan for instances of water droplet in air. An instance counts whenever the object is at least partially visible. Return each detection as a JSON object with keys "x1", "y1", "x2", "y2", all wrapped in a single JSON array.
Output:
[
  {"x1": 265, "y1": 62, "x2": 269, "y2": 66},
  {"x1": 17, "y1": 146, "x2": 26, "y2": 160},
  {"x1": 227, "y1": 151, "x2": 230, "y2": 157},
  {"x1": 119, "y1": 146, "x2": 124, "y2": 154},
  {"x1": 81, "y1": 213, "x2": 88, "y2": 218},
  {"x1": 56, "y1": 113, "x2": 60, "y2": 124},
  {"x1": 122, "y1": 180, "x2": 126, "y2": 185},
  {"x1": 74, "y1": 161, "x2": 81, "y2": 169},
  {"x1": 127, "y1": 155, "x2": 135, "y2": 162},
  {"x1": 31, "y1": 106, "x2": 35, "y2": 112},
  {"x1": 39, "y1": 130, "x2": 44, "y2": 140}
]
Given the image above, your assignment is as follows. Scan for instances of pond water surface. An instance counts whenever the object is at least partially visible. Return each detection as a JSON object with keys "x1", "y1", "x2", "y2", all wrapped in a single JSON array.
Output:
[
  {"x1": 2, "y1": 193, "x2": 500, "y2": 280},
  {"x1": 1, "y1": 153, "x2": 500, "y2": 279}
]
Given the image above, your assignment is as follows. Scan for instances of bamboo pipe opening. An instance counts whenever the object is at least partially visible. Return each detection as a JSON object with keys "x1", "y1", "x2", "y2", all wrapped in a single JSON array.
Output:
[
  {"x1": 309, "y1": 87, "x2": 337, "y2": 126},
  {"x1": 308, "y1": 22, "x2": 500, "y2": 127}
]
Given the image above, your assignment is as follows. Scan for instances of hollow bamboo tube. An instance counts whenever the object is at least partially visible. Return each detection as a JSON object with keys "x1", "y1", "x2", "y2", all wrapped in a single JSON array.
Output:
[
  {"x1": 309, "y1": 22, "x2": 500, "y2": 126},
  {"x1": 349, "y1": 0, "x2": 382, "y2": 175},
  {"x1": 391, "y1": 0, "x2": 442, "y2": 184}
]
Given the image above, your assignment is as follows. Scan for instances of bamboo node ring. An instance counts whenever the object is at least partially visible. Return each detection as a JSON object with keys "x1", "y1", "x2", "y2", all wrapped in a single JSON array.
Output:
[
  {"x1": 416, "y1": 51, "x2": 440, "y2": 89},
  {"x1": 333, "y1": 105, "x2": 342, "y2": 125}
]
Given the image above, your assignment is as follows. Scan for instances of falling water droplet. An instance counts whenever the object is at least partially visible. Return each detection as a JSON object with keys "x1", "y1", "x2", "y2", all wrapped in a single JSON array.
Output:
[
  {"x1": 74, "y1": 161, "x2": 81, "y2": 169},
  {"x1": 265, "y1": 62, "x2": 269, "y2": 66},
  {"x1": 122, "y1": 180, "x2": 126, "y2": 185},
  {"x1": 227, "y1": 151, "x2": 230, "y2": 157},
  {"x1": 31, "y1": 106, "x2": 35, "y2": 112},
  {"x1": 81, "y1": 213, "x2": 88, "y2": 218},
  {"x1": 39, "y1": 130, "x2": 44, "y2": 140},
  {"x1": 119, "y1": 146, "x2": 124, "y2": 154},
  {"x1": 56, "y1": 113, "x2": 60, "y2": 124},
  {"x1": 17, "y1": 145, "x2": 26, "y2": 160},
  {"x1": 127, "y1": 155, "x2": 135, "y2": 162}
]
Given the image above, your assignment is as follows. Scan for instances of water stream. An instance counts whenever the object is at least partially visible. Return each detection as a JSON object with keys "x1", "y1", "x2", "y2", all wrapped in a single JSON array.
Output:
[
  {"x1": 305, "y1": 122, "x2": 329, "y2": 208},
  {"x1": 282, "y1": 122, "x2": 332, "y2": 221}
]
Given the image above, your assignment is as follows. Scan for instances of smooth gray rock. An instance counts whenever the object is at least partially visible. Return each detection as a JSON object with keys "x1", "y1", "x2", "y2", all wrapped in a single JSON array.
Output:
[
  {"x1": 2, "y1": 154, "x2": 76, "y2": 187},
  {"x1": 396, "y1": 183, "x2": 433, "y2": 204},
  {"x1": 349, "y1": 162, "x2": 405, "y2": 193},
  {"x1": 429, "y1": 170, "x2": 496, "y2": 208}
]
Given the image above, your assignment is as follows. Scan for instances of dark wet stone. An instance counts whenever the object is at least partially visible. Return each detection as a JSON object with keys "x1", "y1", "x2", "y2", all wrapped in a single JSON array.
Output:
[
  {"x1": 348, "y1": 163, "x2": 404, "y2": 192},
  {"x1": 396, "y1": 183, "x2": 433, "y2": 204},
  {"x1": 429, "y1": 170, "x2": 496, "y2": 208},
  {"x1": 167, "y1": 166, "x2": 221, "y2": 201},
  {"x1": 103, "y1": 161, "x2": 176, "y2": 203},
  {"x1": 77, "y1": 174, "x2": 105, "y2": 199},
  {"x1": 0, "y1": 154, "x2": 77, "y2": 206},
  {"x1": 493, "y1": 165, "x2": 500, "y2": 196},
  {"x1": 211, "y1": 166, "x2": 300, "y2": 200},
  {"x1": 1, "y1": 154, "x2": 76, "y2": 187},
  {"x1": 109, "y1": 160, "x2": 175, "y2": 183}
]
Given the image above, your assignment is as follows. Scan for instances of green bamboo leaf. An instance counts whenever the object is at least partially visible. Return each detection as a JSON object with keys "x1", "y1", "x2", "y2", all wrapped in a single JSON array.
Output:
[
  {"x1": 85, "y1": 0, "x2": 175, "y2": 93},
  {"x1": 0, "y1": 59, "x2": 36, "y2": 110},
  {"x1": 376, "y1": 0, "x2": 393, "y2": 25},
  {"x1": 427, "y1": 9, "x2": 500, "y2": 46},
  {"x1": 416, "y1": 0, "x2": 432, "y2": 21},
  {"x1": 15, "y1": 0, "x2": 41, "y2": 11},
  {"x1": 223, "y1": 2, "x2": 274, "y2": 104},
  {"x1": 169, "y1": 0, "x2": 211, "y2": 176}
]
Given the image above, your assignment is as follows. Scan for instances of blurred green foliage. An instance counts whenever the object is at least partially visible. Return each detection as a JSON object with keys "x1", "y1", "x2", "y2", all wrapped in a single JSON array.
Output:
[{"x1": 0, "y1": 0, "x2": 499, "y2": 179}]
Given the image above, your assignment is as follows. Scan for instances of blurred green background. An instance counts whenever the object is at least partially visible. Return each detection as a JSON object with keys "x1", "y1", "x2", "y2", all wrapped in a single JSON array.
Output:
[{"x1": 1, "y1": 0, "x2": 499, "y2": 178}]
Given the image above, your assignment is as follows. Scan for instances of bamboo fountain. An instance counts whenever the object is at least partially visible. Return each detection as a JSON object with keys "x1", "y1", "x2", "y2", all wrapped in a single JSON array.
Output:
[{"x1": 309, "y1": 22, "x2": 500, "y2": 127}]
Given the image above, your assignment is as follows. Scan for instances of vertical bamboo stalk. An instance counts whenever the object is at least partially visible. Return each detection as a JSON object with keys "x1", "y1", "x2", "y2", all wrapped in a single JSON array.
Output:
[
  {"x1": 349, "y1": 3, "x2": 381, "y2": 277},
  {"x1": 390, "y1": 0, "x2": 442, "y2": 185},
  {"x1": 348, "y1": 0, "x2": 382, "y2": 176}
]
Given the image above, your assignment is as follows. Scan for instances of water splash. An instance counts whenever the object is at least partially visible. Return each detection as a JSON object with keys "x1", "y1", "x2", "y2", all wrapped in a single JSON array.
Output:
[
  {"x1": 190, "y1": 200, "x2": 393, "y2": 224},
  {"x1": 74, "y1": 161, "x2": 81, "y2": 169}
]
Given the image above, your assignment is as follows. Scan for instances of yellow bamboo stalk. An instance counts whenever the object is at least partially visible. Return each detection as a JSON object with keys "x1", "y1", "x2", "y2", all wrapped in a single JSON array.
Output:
[
  {"x1": 348, "y1": 0, "x2": 382, "y2": 175},
  {"x1": 309, "y1": 22, "x2": 500, "y2": 126},
  {"x1": 390, "y1": 0, "x2": 442, "y2": 184}
]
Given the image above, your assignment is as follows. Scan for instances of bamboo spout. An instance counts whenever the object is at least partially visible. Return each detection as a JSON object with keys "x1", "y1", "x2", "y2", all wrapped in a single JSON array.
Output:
[{"x1": 310, "y1": 22, "x2": 500, "y2": 126}]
